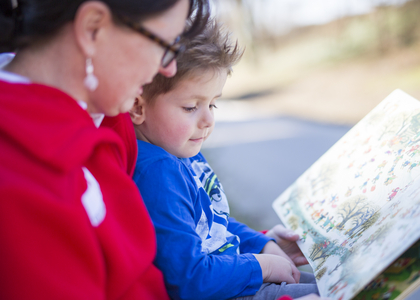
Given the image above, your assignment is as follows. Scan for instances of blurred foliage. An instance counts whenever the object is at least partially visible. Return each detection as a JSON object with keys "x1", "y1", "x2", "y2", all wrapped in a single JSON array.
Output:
[
  {"x1": 334, "y1": 0, "x2": 420, "y2": 59},
  {"x1": 212, "y1": 0, "x2": 420, "y2": 64},
  {"x1": 209, "y1": 0, "x2": 420, "y2": 103}
]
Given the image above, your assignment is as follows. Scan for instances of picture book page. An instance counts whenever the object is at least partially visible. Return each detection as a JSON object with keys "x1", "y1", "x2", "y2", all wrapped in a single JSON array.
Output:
[
  {"x1": 353, "y1": 240, "x2": 420, "y2": 300},
  {"x1": 272, "y1": 90, "x2": 420, "y2": 300}
]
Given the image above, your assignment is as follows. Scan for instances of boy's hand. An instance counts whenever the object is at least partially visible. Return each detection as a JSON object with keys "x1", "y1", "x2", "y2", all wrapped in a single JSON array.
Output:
[
  {"x1": 265, "y1": 224, "x2": 309, "y2": 266},
  {"x1": 261, "y1": 240, "x2": 301, "y2": 282},
  {"x1": 252, "y1": 254, "x2": 299, "y2": 284},
  {"x1": 261, "y1": 241, "x2": 300, "y2": 283}
]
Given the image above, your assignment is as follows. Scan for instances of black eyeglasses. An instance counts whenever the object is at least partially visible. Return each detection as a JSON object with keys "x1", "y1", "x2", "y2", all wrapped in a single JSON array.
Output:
[{"x1": 119, "y1": 17, "x2": 185, "y2": 68}]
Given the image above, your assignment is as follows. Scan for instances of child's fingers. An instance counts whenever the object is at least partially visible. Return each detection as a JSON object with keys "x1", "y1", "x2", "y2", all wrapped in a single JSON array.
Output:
[
  {"x1": 293, "y1": 256, "x2": 309, "y2": 266},
  {"x1": 282, "y1": 272, "x2": 297, "y2": 284},
  {"x1": 292, "y1": 264, "x2": 301, "y2": 283},
  {"x1": 273, "y1": 225, "x2": 300, "y2": 241},
  {"x1": 281, "y1": 261, "x2": 298, "y2": 284}
]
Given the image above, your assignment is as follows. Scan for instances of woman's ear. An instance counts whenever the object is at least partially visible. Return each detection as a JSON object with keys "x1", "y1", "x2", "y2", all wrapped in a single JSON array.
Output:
[
  {"x1": 73, "y1": 1, "x2": 112, "y2": 58},
  {"x1": 130, "y1": 96, "x2": 146, "y2": 125}
]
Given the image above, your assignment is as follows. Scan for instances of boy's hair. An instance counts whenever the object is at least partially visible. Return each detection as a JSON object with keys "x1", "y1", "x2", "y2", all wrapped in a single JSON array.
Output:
[{"x1": 142, "y1": 19, "x2": 243, "y2": 102}]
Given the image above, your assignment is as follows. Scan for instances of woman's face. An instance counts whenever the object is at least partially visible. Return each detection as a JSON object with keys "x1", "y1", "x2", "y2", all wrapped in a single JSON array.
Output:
[{"x1": 90, "y1": 0, "x2": 189, "y2": 116}]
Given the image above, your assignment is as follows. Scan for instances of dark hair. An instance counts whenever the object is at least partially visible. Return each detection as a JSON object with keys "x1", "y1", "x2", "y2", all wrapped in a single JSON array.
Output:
[
  {"x1": 0, "y1": 0, "x2": 209, "y2": 52},
  {"x1": 142, "y1": 18, "x2": 243, "y2": 103}
]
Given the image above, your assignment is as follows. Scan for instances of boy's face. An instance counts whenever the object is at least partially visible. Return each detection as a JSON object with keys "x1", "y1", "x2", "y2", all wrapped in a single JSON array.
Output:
[{"x1": 138, "y1": 69, "x2": 227, "y2": 158}]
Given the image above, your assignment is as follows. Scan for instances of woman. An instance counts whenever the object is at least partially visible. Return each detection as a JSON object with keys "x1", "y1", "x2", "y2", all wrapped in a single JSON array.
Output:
[{"x1": 0, "y1": 0, "x2": 208, "y2": 299}]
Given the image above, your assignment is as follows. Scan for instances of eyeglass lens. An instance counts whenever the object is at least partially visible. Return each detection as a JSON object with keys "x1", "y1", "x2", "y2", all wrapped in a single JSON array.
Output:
[{"x1": 162, "y1": 50, "x2": 176, "y2": 68}]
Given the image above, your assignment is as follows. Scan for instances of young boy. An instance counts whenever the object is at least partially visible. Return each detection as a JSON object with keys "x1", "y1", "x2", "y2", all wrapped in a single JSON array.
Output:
[{"x1": 130, "y1": 19, "x2": 320, "y2": 300}]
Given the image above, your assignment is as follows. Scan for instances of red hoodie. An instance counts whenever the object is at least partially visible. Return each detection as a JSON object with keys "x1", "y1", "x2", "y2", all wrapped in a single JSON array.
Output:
[
  {"x1": 101, "y1": 113, "x2": 138, "y2": 177},
  {"x1": 0, "y1": 79, "x2": 169, "y2": 300}
]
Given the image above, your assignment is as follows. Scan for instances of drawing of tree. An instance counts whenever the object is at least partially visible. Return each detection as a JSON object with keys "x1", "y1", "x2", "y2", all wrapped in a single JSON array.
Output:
[
  {"x1": 388, "y1": 112, "x2": 420, "y2": 148},
  {"x1": 309, "y1": 239, "x2": 340, "y2": 264},
  {"x1": 328, "y1": 248, "x2": 352, "y2": 275},
  {"x1": 347, "y1": 206, "x2": 376, "y2": 237},
  {"x1": 405, "y1": 112, "x2": 420, "y2": 145},
  {"x1": 314, "y1": 259, "x2": 326, "y2": 272},
  {"x1": 288, "y1": 215, "x2": 299, "y2": 230},
  {"x1": 310, "y1": 163, "x2": 338, "y2": 195},
  {"x1": 360, "y1": 222, "x2": 393, "y2": 250},
  {"x1": 283, "y1": 185, "x2": 305, "y2": 205},
  {"x1": 377, "y1": 116, "x2": 399, "y2": 141},
  {"x1": 327, "y1": 273, "x2": 349, "y2": 294},
  {"x1": 409, "y1": 112, "x2": 420, "y2": 130},
  {"x1": 316, "y1": 267, "x2": 327, "y2": 280},
  {"x1": 367, "y1": 112, "x2": 387, "y2": 129},
  {"x1": 377, "y1": 112, "x2": 416, "y2": 144},
  {"x1": 349, "y1": 209, "x2": 381, "y2": 238},
  {"x1": 394, "y1": 113, "x2": 412, "y2": 137},
  {"x1": 335, "y1": 195, "x2": 375, "y2": 231}
]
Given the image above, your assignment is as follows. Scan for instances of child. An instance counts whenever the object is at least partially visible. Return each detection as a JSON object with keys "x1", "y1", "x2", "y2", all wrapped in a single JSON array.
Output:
[{"x1": 130, "y1": 19, "x2": 320, "y2": 300}]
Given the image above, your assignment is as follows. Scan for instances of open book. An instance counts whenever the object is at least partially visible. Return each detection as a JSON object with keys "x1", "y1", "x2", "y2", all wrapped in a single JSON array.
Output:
[{"x1": 272, "y1": 89, "x2": 420, "y2": 300}]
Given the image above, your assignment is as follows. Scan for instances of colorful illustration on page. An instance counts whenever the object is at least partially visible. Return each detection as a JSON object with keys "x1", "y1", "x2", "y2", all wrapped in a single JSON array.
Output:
[{"x1": 273, "y1": 90, "x2": 420, "y2": 300}]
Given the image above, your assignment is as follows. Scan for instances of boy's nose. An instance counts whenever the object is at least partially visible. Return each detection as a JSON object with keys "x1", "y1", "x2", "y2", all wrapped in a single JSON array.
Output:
[
  {"x1": 199, "y1": 109, "x2": 214, "y2": 129},
  {"x1": 158, "y1": 60, "x2": 177, "y2": 78}
]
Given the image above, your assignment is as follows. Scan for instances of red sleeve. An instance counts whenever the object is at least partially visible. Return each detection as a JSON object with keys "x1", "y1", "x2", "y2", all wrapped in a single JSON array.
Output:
[{"x1": 278, "y1": 296, "x2": 293, "y2": 300}]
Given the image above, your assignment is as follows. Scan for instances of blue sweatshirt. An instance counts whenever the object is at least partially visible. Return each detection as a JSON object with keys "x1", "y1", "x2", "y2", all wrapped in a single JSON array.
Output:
[{"x1": 133, "y1": 141, "x2": 272, "y2": 300}]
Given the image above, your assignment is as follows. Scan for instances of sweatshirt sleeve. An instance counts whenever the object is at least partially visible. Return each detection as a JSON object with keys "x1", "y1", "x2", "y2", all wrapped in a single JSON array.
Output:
[
  {"x1": 228, "y1": 217, "x2": 274, "y2": 254},
  {"x1": 133, "y1": 158, "x2": 263, "y2": 300}
]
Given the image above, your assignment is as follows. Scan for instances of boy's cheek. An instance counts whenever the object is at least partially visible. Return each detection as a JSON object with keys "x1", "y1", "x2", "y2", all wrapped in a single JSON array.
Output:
[
  {"x1": 205, "y1": 125, "x2": 215, "y2": 141},
  {"x1": 166, "y1": 125, "x2": 189, "y2": 143}
]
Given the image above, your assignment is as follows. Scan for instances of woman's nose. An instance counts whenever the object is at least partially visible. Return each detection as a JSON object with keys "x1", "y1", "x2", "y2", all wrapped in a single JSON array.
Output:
[{"x1": 158, "y1": 60, "x2": 177, "y2": 78}]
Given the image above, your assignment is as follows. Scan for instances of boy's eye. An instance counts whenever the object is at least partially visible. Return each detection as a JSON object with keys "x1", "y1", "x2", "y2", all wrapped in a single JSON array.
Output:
[
  {"x1": 183, "y1": 106, "x2": 197, "y2": 112},
  {"x1": 210, "y1": 104, "x2": 218, "y2": 109}
]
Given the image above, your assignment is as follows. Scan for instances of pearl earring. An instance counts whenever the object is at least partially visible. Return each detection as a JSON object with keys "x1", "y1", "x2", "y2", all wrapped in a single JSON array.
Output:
[{"x1": 84, "y1": 58, "x2": 98, "y2": 92}]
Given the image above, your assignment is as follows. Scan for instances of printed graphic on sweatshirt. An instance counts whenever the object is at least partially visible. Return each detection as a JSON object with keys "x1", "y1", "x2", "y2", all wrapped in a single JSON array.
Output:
[{"x1": 190, "y1": 159, "x2": 239, "y2": 254}]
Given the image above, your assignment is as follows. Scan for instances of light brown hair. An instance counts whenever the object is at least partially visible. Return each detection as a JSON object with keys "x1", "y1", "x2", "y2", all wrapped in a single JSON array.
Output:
[{"x1": 142, "y1": 18, "x2": 243, "y2": 102}]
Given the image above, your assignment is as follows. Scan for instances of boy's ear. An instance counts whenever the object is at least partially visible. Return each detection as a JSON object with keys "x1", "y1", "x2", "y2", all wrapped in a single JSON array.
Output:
[{"x1": 129, "y1": 96, "x2": 146, "y2": 125}]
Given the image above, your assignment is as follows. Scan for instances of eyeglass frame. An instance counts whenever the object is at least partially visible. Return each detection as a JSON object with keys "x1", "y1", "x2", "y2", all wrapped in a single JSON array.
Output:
[{"x1": 118, "y1": 16, "x2": 185, "y2": 68}]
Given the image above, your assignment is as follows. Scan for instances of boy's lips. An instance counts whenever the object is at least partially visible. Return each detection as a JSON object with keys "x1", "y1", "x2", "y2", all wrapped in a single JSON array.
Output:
[
  {"x1": 190, "y1": 129, "x2": 210, "y2": 143},
  {"x1": 190, "y1": 137, "x2": 204, "y2": 142},
  {"x1": 190, "y1": 130, "x2": 209, "y2": 142}
]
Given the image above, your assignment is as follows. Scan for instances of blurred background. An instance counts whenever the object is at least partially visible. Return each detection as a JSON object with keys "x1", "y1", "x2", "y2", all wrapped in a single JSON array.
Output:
[{"x1": 201, "y1": 0, "x2": 420, "y2": 231}]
